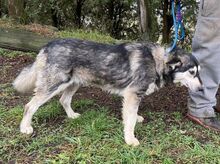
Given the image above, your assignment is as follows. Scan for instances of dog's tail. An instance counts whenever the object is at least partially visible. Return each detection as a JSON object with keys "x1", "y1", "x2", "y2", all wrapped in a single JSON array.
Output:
[
  {"x1": 13, "y1": 49, "x2": 46, "y2": 94},
  {"x1": 13, "y1": 63, "x2": 37, "y2": 94}
]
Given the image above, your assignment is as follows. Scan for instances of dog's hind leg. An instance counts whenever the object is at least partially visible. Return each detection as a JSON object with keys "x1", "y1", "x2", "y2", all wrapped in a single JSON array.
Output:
[
  {"x1": 20, "y1": 80, "x2": 73, "y2": 134},
  {"x1": 122, "y1": 89, "x2": 141, "y2": 146},
  {"x1": 59, "y1": 85, "x2": 80, "y2": 119}
]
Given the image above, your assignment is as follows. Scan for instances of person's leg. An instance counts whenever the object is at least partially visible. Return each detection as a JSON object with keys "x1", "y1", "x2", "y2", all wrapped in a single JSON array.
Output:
[
  {"x1": 188, "y1": 0, "x2": 220, "y2": 129},
  {"x1": 188, "y1": 46, "x2": 220, "y2": 118}
]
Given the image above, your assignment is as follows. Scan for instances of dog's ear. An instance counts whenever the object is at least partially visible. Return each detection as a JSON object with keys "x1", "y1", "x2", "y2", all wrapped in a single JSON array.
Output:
[{"x1": 166, "y1": 57, "x2": 182, "y2": 70}]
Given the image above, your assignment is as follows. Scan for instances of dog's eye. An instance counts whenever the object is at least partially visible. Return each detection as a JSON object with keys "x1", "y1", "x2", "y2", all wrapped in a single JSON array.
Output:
[
  {"x1": 189, "y1": 70, "x2": 195, "y2": 75},
  {"x1": 169, "y1": 66, "x2": 173, "y2": 71},
  {"x1": 169, "y1": 65, "x2": 180, "y2": 71}
]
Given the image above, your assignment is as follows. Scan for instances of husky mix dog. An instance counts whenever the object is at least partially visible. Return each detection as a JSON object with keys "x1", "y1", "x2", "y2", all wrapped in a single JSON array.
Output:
[{"x1": 13, "y1": 39, "x2": 202, "y2": 146}]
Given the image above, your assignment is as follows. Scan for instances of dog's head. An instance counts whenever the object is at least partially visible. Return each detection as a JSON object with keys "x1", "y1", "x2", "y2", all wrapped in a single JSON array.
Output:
[{"x1": 166, "y1": 48, "x2": 203, "y2": 92}]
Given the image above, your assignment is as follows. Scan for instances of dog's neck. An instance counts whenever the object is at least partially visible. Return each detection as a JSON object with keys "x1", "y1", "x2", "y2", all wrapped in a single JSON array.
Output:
[
  {"x1": 151, "y1": 46, "x2": 172, "y2": 88},
  {"x1": 155, "y1": 70, "x2": 173, "y2": 88},
  {"x1": 151, "y1": 46, "x2": 167, "y2": 76}
]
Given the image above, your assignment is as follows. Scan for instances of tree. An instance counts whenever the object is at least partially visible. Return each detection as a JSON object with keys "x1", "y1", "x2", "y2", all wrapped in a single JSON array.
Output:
[
  {"x1": 74, "y1": 0, "x2": 86, "y2": 28},
  {"x1": 105, "y1": 0, "x2": 124, "y2": 38},
  {"x1": 137, "y1": 0, "x2": 159, "y2": 41},
  {"x1": 161, "y1": 0, "x2": 173, "y2": 44},
  {"x1": 138, "y1": 0, "x2": 149, "y2": 40},
  {"x1": 85, "y1": 0, "x2": 139, "y2": 39},
  {"x1": 0, "y1": 0, "x2": 2, "y2": 17},
  {"x1": 8, "y1": 0, "x2": 24, "y2": 21},
  {"x1": 48, "y1": 0, "x2": 86, "y2": 29},
  {"x1": 2, "y1": 0, "x2": 198, "y2": 43}
]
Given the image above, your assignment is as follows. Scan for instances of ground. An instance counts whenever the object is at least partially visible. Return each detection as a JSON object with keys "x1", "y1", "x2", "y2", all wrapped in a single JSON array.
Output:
[{"x1": 1, "y1": 51, "x2": 220, "y2": 163}]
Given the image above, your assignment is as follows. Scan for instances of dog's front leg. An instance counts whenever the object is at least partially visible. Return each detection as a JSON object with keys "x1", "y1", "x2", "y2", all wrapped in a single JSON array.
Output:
[{"x1": 122, "y1": 90, "x2": 141, "y2": 146}]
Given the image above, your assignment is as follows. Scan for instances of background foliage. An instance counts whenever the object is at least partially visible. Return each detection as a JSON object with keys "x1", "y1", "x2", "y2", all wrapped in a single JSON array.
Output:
[{"x1": 0, "y1": 0, "x2": 199, "y2": 46}]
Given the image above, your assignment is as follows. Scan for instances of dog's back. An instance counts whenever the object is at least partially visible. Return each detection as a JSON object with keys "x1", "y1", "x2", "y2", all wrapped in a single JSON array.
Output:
[{"x1": 14, "y1": 39, "x2": 158, "y2": 95}]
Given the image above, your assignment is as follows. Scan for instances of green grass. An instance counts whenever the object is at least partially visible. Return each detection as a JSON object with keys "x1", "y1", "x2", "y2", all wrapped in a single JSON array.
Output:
[
  {"x1": 57, "y1": 29, "x2": 123, "y2": 44},
  {"x1": 1, "y1": 94, "x2": 220, "y2": 163},
  {"x1": 0, "y1": 48, "x2": 36, "y2": 58}
]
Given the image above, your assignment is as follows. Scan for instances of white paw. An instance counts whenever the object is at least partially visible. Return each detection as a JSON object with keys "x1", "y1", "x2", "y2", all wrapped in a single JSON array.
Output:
[
  {"x1": 137, "y1": 115, "x2": 144, "y2": 123},
  {"x1": 67, "y1": 112, "x2": 81, "y2": 119},
  {"x1": 20, "y1": 125, "x2": 33, "y2": 134},
  {"x1": 125, "y1": 137, "x2": 140, "y2": 146}
]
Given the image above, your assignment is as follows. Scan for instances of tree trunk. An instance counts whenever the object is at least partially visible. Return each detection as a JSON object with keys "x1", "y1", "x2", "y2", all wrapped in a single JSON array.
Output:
[
  {"x1": 162, "y1": 0, "x2": 173, "y2": 44},
  {"x1": 8, "y1": 0, "x2": 24, "y2": 20},
  {"x1": 0, "y1": 0, "x2": 2, "y2": 17},
  {"x1": 51, "y1": 8, "x2": 58, "y2": 28},
  {"x1": 111, "y1": 2, "x2": 123, "y2": 38},
  {"x1": 138, "y1": 0, "x2": 151, "y2": 41},
  {"x1": 139, "y1": 0, "x2": 147, "y2": 34},
  {"x1": 74, "y1": 0, "x2": 85, "y2": 28}
]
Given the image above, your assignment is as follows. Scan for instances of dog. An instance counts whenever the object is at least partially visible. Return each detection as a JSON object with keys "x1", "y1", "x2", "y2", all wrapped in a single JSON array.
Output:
[{"x1": 13, "y1": 38, "x2": 202, "y2": 146}]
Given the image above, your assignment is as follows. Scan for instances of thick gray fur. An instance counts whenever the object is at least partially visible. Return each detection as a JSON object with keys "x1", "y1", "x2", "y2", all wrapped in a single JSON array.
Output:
[{"x1": 13, "y1": 38, "x2": 202, "y2": 146}]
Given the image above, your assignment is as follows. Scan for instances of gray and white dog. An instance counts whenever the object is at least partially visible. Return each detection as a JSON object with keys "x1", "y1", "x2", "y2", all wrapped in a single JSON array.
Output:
[{"x1": 13, "y1": 39, "x2": 202, "y2": 146}]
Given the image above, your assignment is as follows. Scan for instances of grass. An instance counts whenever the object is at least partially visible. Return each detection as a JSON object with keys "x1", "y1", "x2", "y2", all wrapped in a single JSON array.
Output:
[
  {"x1": 0, "y1": 48, "x2": 36, "y2": 58},
  {"x1": 57, "y1": 30, "x2": 121, "y2": 44},
  {"x1": 1, "y1": 87, "x2": 220, "y2": 163}
]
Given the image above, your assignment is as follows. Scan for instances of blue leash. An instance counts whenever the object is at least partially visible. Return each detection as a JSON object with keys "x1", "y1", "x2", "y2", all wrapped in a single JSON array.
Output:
[{"x1": 167, "y1": 0, "x2": 185, "y2": 53}]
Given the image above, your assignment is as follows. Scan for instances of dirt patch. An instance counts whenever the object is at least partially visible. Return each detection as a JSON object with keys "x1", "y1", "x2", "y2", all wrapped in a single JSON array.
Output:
[
  {"x1": 1, "y1": 54, "x2": 219, "y2": 117},
  {"x1": 0, "y1": 54, "x2": 34, "y2": 84}
]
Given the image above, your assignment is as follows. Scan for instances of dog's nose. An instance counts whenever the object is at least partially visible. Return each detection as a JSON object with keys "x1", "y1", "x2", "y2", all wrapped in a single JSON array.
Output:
[{"x1": 197, "y1": 85, "x2": 204, "y2": 92}]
